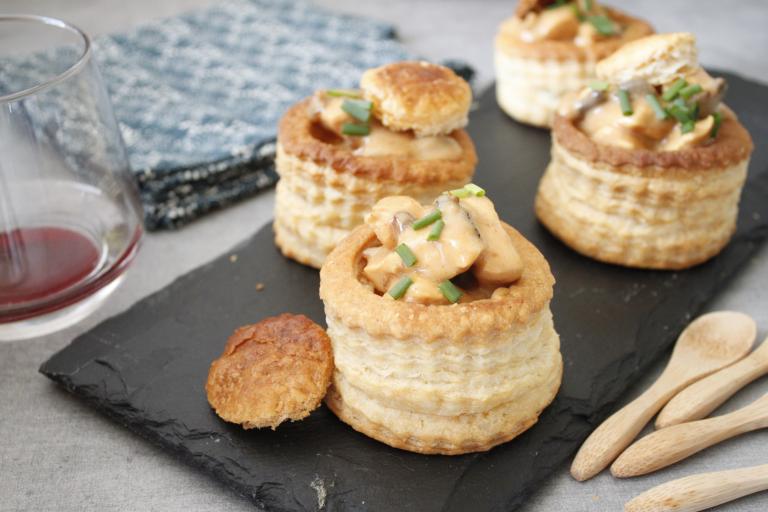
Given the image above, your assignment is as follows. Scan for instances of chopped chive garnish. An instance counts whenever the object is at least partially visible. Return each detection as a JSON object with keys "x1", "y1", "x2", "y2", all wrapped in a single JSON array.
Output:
[
  {"x1": 326, "y1": 89, "x2": 361, "y2": 98},
  {"x1": 645, "y1": 94, "x2": 668, "y2": 120},
  {"x1": 388, "y1": 276, "x2": 413, "y2": 300},
  {"x1": 449, "y1": 187, "x2": 471, "y2": 198},
  {"x1": 341, "y1": 122, "x2": 370, "y2": 136},
  {"x1": 690, "y1": 102, "x2": 700, "y2": 121},
  {"x1": 412, "y1": 209, "x2": 442, "y2": 230},
  {"x1": 587, "y1": 15, "x2": 617, "y2": 36},
  {"x1": 679, "y1": 83, "x2": 703, "y2": 100},
  {"x1": 589, "y1": 80, "x2": 609, "y2": 91},
  {"x1": 395, "y1": 243, "x2": 417, "y2": 267},
  {"x1": 427, "y1": 219, "x2": 445, "y2": 241},
  {"x1": 450, "y1": 183, "x2": 486, "y2": 198},
  {"x1": 583, "y1": 0, "x2": 594, "y2": 11},
  {"x1": 571, "y1": 3, "x2": 586, "y2": 21},
  {"x1": 668, "y1": 104, "x2": 692, "y2": 124},
  {"x1": 671, "y1": 96, "x2": 687, "y2": 108},
  {"x1": 465, "y1": 183, "x2": 486, "y2": 196},
  {"x1": 341, "y1": 99, "x2": 372, "y2": 122},
  {"x1": 681, "y1": 120, "x2": 696, "y2": 134},
  {"x1": 617, "y1": 89, "x2": 633, "y2": 116},
  {"x1": 438, "y1": 280, "x2": 463, "y2": 304},
  {"x1": 662, "y1": 78, "x2": 687, "y2": 101},
  {"x1": 710, "y1": 111, "x2": 723, "y2": 138},
  {"x1": 547, "y1": 0, "x2": 567, "y2": 9}
]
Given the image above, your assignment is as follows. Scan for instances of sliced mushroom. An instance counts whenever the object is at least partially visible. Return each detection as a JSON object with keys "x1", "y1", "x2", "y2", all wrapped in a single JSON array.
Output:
[
  {"x1": 366, "y1": 196, "x2": 424, "y2": 249},
  {"x1": 619, "y1": 78, "x2": 654, "y2": 96},
  {"x1": 696, "y1": 78, "x2": 727, "y2": 118},
  {"x1": 570, "y1": 88, "x2": 607, "y2": 118},
  {"x1": 459, "y1": 196, "x2": 523, "y2": 284}
]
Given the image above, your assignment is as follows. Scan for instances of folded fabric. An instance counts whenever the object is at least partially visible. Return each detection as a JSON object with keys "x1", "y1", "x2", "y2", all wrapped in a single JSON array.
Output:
[{"x1": 90, "y1": 0, "x2": 419, "y2": 229}]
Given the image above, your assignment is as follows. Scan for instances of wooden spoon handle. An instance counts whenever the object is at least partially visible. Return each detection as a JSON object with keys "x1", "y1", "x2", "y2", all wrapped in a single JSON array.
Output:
[
  {"x1": 657, "y1": 338, "x2": 768, "y2": 428},
  {"x1": 612, "y1": 394, "x2": 768, "y2": 477},
  {"x1": 571, "y1": 372, "x2": 683, "y2": 481},
  {"x1": 625, "y1": 464, "x2": 768, "y2": 512}
]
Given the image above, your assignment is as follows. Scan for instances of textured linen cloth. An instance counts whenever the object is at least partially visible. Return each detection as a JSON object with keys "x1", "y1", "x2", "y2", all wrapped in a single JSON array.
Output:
[{"x1": 94, "y1": 0, "x2": 414, "y2": 229}]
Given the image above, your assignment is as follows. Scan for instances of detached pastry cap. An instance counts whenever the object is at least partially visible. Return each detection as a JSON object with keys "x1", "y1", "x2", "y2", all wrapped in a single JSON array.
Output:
[
  {"x1": 205, "y1": 314, "x2": 333, "y2": 429},
  {"x1": 361, "y1": 61, "x2": 472, "y2": 137},
  {"x1": 596, "y1": 32, "x2": 698, "y2": 86}
]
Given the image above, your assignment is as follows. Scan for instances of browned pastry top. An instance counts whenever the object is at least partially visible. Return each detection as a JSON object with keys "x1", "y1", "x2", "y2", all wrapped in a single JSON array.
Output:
[
  {"x1": 205, "y1": 313, "x2": 333, "y2": 429},
  {"x1": 553, "y1": 106, "x2": 754, "y2": 173},
  {"x1": 320, "y1": 223, "x2": 554, "y2": 343},
  {"x1": 278, "y1": 98, "x2": 477, "y2": 185}
]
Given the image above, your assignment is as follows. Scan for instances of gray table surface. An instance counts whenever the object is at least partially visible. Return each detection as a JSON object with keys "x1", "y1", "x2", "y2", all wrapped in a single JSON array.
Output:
[{"x1": 1, "y1": 1, "x2": 767, "y2": 510}]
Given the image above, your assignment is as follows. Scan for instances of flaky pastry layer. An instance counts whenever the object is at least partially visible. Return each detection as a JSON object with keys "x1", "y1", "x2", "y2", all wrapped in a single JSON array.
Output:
[
  {"x1": 328, "y1": 307, "x2": 561, "y2": 416},
  {"x1": 535, "y1": 116, "x2": 752, "y2": 269},
  {"x1": 325, "y1": 319, "x2": 561, "y2": 455},
  {"x1": 320, "y1": 223, "x2": 562, "y2": 454}
]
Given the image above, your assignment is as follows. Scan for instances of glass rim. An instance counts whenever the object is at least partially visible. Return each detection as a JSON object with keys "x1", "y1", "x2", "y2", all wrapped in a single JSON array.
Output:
[{"x1": 0, "y1": 14, "x2": 93, "y2": 104}]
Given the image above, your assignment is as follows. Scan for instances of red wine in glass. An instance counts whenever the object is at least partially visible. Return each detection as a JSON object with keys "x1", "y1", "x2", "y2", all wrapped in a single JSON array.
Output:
[{"x1": 0, "y1": 226, "x2": 101, "y2": 305}]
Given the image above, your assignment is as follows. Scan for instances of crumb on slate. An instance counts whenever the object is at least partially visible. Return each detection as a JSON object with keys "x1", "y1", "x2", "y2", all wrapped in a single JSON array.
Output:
[
  {"x1": 255, "y1": 283, "x2": 265, "y2": 291},
  {"x1": 229, "y1": 254, "x2": 238, "y2": 263}
]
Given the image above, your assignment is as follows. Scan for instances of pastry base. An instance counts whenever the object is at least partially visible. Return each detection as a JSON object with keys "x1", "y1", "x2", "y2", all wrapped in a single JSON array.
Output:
[
  {"x1": 325, "y1": 308, "x2": 562, "y2": 455},
  {"x1": 320, "y1": 223, "x2": 562, "y2": 455},
  {"x1": 535, "y1": 117, "x2": 751, "y2": 269}
]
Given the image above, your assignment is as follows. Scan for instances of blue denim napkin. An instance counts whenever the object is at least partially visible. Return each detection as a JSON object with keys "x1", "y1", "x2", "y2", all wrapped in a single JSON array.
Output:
[{"x1": 92, "y1": 0, "x2": 419, "y2": 229}]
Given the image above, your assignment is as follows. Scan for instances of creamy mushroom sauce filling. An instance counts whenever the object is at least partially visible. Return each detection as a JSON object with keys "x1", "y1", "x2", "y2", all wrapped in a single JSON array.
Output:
[
  {"x1": 507, "y1": 1, "x2": 622, "y2": 47},
  {"x1": 360, "y1": 189, "x2": 523, "y2": 305},
  {"x1": 309, "y1": 92, "x2": 463, "y2": 160},
  {"x1": 562, "y1": 69, "x2": 726, "y2": 151}
]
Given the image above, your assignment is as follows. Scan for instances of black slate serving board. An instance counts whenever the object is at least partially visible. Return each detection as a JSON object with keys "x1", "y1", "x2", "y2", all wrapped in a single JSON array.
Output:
[{"x1": 42, "y1": 71, "x2": 768, "y2": 512}]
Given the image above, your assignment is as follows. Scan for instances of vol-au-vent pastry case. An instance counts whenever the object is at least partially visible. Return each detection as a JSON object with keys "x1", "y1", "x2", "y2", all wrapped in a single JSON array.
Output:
[
  {"x1": 274, "y1": 61, "x2": 477, "y2": 269},
  {"x1": 535, "y1": 32, "x2": 754, "y2": 269},
  {"x1": 495, "y1": 0, "x2": 653, "y2": 127},
  {"x1": 320, "y1": 187, "x2": 563, "y2": 455}
]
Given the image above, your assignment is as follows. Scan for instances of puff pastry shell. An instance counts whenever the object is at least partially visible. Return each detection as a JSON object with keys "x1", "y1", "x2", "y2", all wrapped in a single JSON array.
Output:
[
  {"x1": 535, "y1": 111, "x2": 753, "y2": 269},
  {"x1": 319, "y1": 223, "x2": 563, "y2": 454}
]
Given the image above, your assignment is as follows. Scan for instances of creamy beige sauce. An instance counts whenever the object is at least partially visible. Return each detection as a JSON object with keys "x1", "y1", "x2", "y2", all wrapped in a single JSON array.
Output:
[
  {"x1": 310, "y1": 92, "x2": 462, "y2": 160},
  {"x1": 570, "y1": 71, "x2": 724, "y2": 151},
  {"x1": 362, "y1": 193, "x2": 523, "y2": 305},
  {"x1": 356, "y1": 125, "x2": 462, "y2": 160},
  {"x1": 509, "y1": 2, "x2": 615, "y2": 46}
]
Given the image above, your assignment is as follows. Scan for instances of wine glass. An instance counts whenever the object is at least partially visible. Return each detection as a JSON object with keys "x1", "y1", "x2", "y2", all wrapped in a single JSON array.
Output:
[{"x1": 0, "y1": 15, "x2": 143, "y2": 340}]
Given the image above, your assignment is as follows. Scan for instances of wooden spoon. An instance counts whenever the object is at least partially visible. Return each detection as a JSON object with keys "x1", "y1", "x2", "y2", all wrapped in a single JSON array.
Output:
[
  {"x1": 624, "y1": 464, "x2": 768, "y2": 512},
  {"x1": 570, "y1": 311, "x2": 756, "y2": 482},
  {"x1": 612, "y1": 393, "x2": 768, "y2": 477},
  {"x1": 656, "y1": 337, "x2": 768, "y2": 428}
]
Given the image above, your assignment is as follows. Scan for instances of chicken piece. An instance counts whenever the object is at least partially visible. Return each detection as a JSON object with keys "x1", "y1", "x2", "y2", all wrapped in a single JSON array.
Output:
[
  {"x1": 661, "y1": 115, "x2": 715, "y2": 151},
  {"x1": 402, "y1": 275, "x2": 450, "y2": 305},
  {"x1": 460, "y1": 196, "x2": 523, "y2": 284},
  {"x1": 362, "y1": 246, "x2": 402, "y2": 292},
  {"x1": 521, "y1": 6, "x2": 580, "y2": 42},
  {"x1": 365, "y1": 196, "x2": 424, "y2": 249}
]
